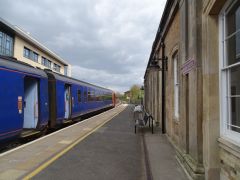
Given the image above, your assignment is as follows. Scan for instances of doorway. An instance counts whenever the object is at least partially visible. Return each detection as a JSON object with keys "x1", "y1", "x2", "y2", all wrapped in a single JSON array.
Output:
[
  {"x1": 24, "y1": 77, "x2": 39, "y2": 129},
  {"x1": 64, "y1": 85, "x2": 71, "y2": 119}
]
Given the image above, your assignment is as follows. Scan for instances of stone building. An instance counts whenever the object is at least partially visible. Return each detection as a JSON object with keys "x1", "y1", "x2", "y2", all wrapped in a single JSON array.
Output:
[
  {"x1": 0, "y1": 18, "x2": 71, "y2": 76},
  {"x1": 144, "y1": 0, "x2": 240, "y2": 179}
]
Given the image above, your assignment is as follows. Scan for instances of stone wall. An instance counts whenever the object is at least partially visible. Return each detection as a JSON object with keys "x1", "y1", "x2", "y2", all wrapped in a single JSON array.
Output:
[
  {"x1": 164, "y1": 9, "x2": 180, "y2": 145},
  {"x1": 144, "y1": 0, "x2": 240, "y2": 179}
]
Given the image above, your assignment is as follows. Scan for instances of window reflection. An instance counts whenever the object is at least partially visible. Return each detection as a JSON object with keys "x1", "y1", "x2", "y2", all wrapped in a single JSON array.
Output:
[
  {"x1": 0, "y1": 31, "x2": 13, "y2": 56},
  {"x1": 226, "y1": 1, "x2": 240, "y2": 65},
  {"x1": 230, "y1": 66, "x2": 240, "y2": 132}
]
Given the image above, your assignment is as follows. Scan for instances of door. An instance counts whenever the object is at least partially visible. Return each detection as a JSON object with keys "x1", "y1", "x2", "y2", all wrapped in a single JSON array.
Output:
[
  {"x1": 64, "y1": 85, "x2": 71, "y2": 119},
  {"x1": 24, "y1": 77, "x2": 39, "y2": 129}
]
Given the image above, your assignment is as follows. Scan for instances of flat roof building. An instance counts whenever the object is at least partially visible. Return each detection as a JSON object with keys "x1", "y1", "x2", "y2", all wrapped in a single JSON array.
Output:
[{"x1": 0, "y1": 18, "x2": 71, "y2": 76}]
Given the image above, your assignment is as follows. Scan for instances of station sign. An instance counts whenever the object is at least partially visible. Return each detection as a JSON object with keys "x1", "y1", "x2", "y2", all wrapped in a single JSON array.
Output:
[{"x1": 181, "y1": 59, "x2": 196, "y2": 75}]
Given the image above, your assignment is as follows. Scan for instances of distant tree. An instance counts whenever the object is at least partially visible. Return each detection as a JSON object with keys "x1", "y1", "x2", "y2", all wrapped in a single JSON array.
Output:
[
  {"x1": 129, "y1": 84, "x2": 143, "y2": 104},
  {"x1": 115, "y1": 92, "x2": 125, "y2": 101}
]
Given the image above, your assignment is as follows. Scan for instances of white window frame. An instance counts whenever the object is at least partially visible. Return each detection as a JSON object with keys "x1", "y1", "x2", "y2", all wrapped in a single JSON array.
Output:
[
  {"x1": 219, "y1": 0, "x2": 240, "y2": 144},
  {"x1": 64, "y1": 66, "x2": 68, "y2": 76},
  {"x1": 53, "y1": 63, "x2": 61, "y2": 72},
  {"x1": 173, "y1": 53, "x2": 179, "y2": 118}
]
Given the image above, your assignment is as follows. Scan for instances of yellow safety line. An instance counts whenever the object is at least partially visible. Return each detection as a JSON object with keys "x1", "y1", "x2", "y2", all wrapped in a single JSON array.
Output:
[{"x1": 23, "y1": 106, "x2": 126, "y2": 180}]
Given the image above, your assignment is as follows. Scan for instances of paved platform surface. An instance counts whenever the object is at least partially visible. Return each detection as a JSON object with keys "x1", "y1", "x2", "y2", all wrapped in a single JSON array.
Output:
[
  {"x1": 33, "y1": 105, "x2": 146, "y2": 180},
  {"x1": 33, "y1": 105, "x2": 188, "y2": 180},
  {"x1": 0, "y1": 104, "x2": 188, "y2": 180},
  {"x1": 144, "y1": 129, "x2": 188, "y2": 180}
]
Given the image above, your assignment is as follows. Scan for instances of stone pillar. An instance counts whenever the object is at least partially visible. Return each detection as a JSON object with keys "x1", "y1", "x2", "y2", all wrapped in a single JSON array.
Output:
[
  {"x1": 177, "y1": 0, "x2": 205, "y2": 179},
  {"x1": 156, "y1": 69, "x2": 160, "y2": 126},
  {"x1": 179, "y1": 0, "x2": 189, "y2": 153},
  {"x1": 150, "y1": 71, "x2": 154, "y2": 115},
  {"x1": 186, "y1": 0, "x2": 204, "y2": 178},
  {"x1": 201, "y1": 1, "x2": 222, "y2": 179},
  {"x1": 154, "y1": 71, "x2": 158, "y2": 122}
]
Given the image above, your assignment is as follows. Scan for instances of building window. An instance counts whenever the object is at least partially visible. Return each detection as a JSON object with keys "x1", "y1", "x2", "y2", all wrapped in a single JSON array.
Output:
[
  {"x1": 24, "y1": 47, "x2": 30, "y2": 58},
  {"x1": 53, "y1": 63, "x2": 61, "y2": 72},
  {"x1": 32, "y1": 52, "x2": 38, "y2": 62},
  {"x1": 220, "y1": 0, "x2": 240, "y2": 141},
  {"x1": 64, "y1": 66, "x2": 68, "y2": 76},
  {"x1": 41, "y1": 57, "x2": 52, "y2": 68},
  {"x1": 0, "y1": 32, "x2": 2, "y2": 46},
  {"x1": 41, "y1": 57, "x2": 46, "y2": 66},
  {"x1": 23, "y1": 47, "x2": 38, "y2": 62},
  {"x1": 5, "y1": 36, "x2": 11, "y2": 55},
  {"x1": 173, "y1": 53, "x2": 179, "y2": 118},
  {"x1": 0, "y1": 31, "x2": 13, "y2": 56}
]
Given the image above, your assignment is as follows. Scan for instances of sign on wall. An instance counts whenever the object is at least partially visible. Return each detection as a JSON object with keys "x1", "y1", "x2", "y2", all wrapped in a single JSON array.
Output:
[{"x1": 181, "y1": 59, "x2": 196, "y2": 75}]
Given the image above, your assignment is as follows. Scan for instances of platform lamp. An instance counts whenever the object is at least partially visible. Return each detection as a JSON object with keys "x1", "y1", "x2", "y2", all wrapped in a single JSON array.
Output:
[
  {"x1": 147, "y1": 54, "x2": 161, "y2": 71},
  {"x1": 150, "y1": 53, "x2": 168, "y2": 71}
]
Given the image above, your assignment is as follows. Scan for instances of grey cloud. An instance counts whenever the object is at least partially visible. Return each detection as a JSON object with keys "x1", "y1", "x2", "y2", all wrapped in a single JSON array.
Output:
[{"x1": 0, "y1": 0, "x2": 166, "y2": 92}]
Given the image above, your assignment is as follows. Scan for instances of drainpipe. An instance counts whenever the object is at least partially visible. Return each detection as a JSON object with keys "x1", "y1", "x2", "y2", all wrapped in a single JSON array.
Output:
[{"x1": 161, "y1": 41, "x2": 166, "y2": 134}]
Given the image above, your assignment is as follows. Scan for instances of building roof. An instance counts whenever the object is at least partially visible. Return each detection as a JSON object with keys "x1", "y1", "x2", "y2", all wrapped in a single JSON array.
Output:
[
  {"x1": 144, "y1": 0, "x2": 176, "y2": 79},
  {"x1": 0, "y1": 17, "x2": 69, "y2": 66}
]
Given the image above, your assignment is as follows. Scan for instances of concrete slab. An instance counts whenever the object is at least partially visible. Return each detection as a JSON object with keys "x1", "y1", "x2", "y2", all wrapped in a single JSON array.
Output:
[
  {"x1": 144, "y1": 128, "x2": 188, "y2": 180},
  {"x1": 0, "y1": 169, "x2": 26, "y2": 180}
]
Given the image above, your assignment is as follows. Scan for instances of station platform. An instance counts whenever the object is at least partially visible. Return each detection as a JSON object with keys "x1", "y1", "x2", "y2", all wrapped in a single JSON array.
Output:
[{"x1": 0, "y1": 104, "x2": 188, "y2": 180}]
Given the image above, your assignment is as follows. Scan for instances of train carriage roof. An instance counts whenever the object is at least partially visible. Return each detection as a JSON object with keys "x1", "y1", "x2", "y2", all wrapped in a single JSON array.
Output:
[
  {"x1": 45, "y1": 70, "x2": 113, "y2": 93},
  {"x1": 0, "y1": 56, "x2": 48, "y2": 78}
]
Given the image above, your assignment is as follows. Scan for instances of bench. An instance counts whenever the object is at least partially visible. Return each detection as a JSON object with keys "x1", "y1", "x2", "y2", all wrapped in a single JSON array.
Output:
[{"x1": 133, "y1": 106, "x2": 154, "y2": 134}]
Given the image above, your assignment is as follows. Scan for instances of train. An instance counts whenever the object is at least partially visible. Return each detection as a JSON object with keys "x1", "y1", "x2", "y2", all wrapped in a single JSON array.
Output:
[{"x1": 0, "y1": 56, "x2": 116, "y2": 143}]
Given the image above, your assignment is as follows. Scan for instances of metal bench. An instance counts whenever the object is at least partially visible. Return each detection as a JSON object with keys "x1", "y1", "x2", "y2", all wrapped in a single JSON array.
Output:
[{"x1": 133, "y1": 106, "x2": 154, "y2": 134}]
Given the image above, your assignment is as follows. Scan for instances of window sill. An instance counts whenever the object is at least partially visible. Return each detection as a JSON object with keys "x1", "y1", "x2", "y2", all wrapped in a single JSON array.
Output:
[{"x1": 218, "y1": 137, "x2": 240, "y2": 158}]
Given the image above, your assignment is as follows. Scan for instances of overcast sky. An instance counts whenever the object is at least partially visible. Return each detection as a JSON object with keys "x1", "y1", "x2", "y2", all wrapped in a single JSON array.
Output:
[{"x1": 0, "y1": 0, "x2": 166, "y2": 93}]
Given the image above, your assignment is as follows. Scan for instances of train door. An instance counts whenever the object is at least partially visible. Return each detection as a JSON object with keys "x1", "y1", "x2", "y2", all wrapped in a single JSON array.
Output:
[
  {"x1": 23, "y1": 77, "x2": 39, "y2": 129},
  {"x1": 64, "y1": 85, "x2": 71, "y2": 119}
]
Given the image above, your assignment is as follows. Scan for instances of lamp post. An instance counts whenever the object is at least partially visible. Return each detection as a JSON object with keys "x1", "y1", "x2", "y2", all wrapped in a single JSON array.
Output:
[{"x1": 149, "y1": 48, "x2": 168, "y2": 134}]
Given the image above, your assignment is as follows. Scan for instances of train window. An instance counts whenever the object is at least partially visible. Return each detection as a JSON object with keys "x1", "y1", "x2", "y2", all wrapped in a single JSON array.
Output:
[
  {"x1": 84, "y1": 91, "x2": 87, "y2": 102},
  {"x1": 83, "y1": 91, "x2": 87, "y2": 102},
  {"x1": 92, "y1": 90, "x2": 95, "y2": 101},
  {"x1": 99, "y1": 93, "x2": 102, "y2": 101},
  {"x1": 77, "y1": 90, "x2": 81, "y2": 102},
  {"x1": 88, "y1": 90, "x2": 91, "y2": 101},
  {"x1": 96, "y1": 91, "x2": 100, "y2": 101},
  {"x1": 108, "y1": 95, "x2": 110, "y2": 100}
]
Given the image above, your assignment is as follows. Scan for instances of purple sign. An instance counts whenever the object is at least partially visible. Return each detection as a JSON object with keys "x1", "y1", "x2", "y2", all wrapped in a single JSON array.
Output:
[{"x1": 181, "y1": 59, "x2": 196, "y2": 75}]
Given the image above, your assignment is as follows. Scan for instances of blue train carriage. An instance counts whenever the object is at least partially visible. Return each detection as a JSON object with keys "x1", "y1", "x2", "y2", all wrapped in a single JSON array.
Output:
[
  {"x1": 0, "y1": 56, "x2": 49, "y2": 142},
  {"x1": 45, "y1": 70, "x2": 115, "y2": 128}
]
